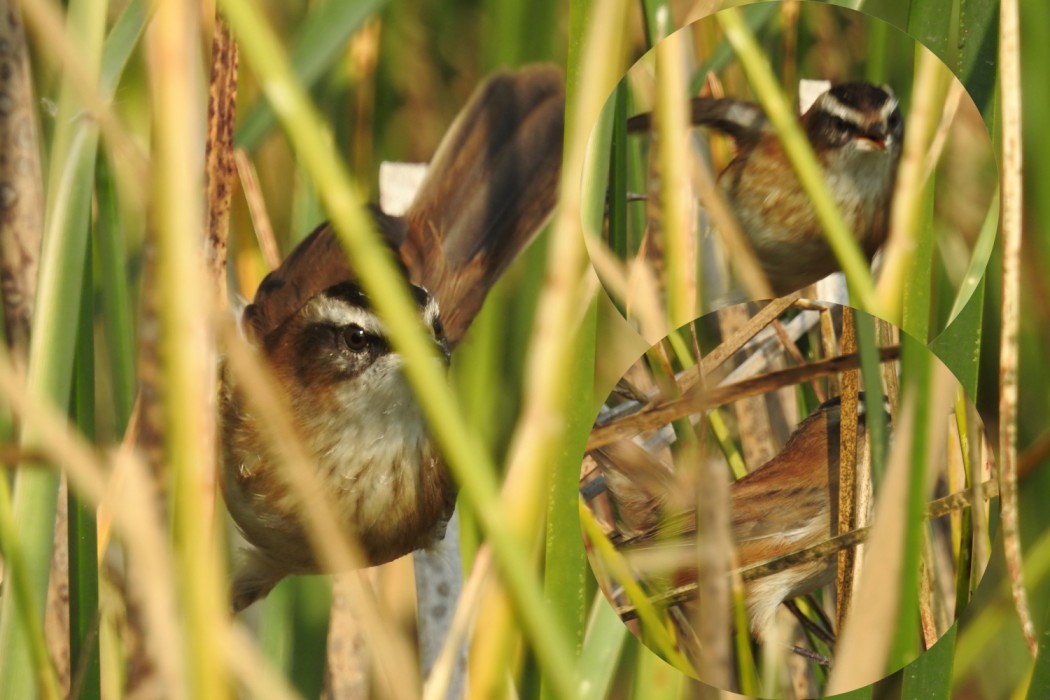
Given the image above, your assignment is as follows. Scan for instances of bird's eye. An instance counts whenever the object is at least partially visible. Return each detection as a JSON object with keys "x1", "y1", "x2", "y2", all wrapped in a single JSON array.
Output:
[
  {"x1": 888, "y1": 111, "x2": 902, "y2": 131},
  {"x1": 342, "y1": 324, "x2": 370, "y2": 352},
  {"x1": 432, "y1": 317, "x2": 445, "y2": 338},
  {"x1": 833, "y1": 116, "x2": 856, "y2": 134}
]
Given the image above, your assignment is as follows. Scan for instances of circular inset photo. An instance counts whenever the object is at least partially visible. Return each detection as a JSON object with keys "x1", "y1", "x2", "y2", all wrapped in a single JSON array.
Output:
[
  {"x1": 583, "y1": 4, "x2": 997, "y2": 343},
  {"x1": 580, "y1": 299, "x2": 996, "y2": 697}
]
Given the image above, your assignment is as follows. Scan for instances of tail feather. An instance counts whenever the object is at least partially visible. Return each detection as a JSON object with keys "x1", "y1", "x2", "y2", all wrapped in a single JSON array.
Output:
[
  {"x1": 402, "y1": 64, "x2": 565, "y2": 345},
  {"x1": 230, "y1": 547, "x2": 288, "y2": 613}
]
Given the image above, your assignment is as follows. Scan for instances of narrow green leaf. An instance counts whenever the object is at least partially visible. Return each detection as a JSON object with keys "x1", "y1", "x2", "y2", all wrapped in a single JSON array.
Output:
[
  {"x1": 856, "y1": 311, "x2": 889, "y2": 482},
  {"x1": 930, "y1": 278, "x2": 985, "y2": 400},
  {"x1": 578, "y1": 596, "x2": 629, "y2": 700},
  {"x1": 956, "y1": 0, "x2": 998, "y2": 119},
  {"x1": 609, "y1": 84, "x2": 629, "y2": 261},
  {"x1": 1027, "y1": 600, "x2": 1050, "y2": 699},
  {"x1": 902, "y1": 625, "x2": 957, "y2": 700},
  {"x1": 907, "y1": 0, "x2": 952, "y2": 59},
  {"x1": 68, "y1": 238, "x2": 101, "y2": 700},
  {"x1": 288, "y1": 577, "x2": 331, "y2": 698},
  {"x1": 100, "y1": 0, "x2": 150, "y2": 97},
  {"x1": 540, "y1": 300, "x2": 596, "y2": 700},
  {"x1": 94, "y1": 160, "x2": 136, "y2": 434}
]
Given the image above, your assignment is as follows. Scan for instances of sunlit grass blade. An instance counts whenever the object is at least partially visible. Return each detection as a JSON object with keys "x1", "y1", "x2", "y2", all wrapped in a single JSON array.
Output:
[{"x1": 148, "y1": 0, "x2": 228, "y2": 695}]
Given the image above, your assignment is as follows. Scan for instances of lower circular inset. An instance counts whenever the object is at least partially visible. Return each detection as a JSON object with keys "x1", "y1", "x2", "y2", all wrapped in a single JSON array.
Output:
[{"x1": 580, "y1": 299, "x2": 996, "y2": 697}]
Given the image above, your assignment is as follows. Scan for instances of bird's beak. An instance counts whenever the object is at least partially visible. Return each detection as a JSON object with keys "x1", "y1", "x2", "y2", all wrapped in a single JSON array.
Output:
[{"x1": 857, "y1": 124, "x2": 888, "y2": 151}]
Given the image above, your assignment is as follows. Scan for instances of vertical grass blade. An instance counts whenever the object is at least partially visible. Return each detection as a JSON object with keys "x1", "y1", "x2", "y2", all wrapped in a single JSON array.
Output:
[
  {"x1": 148, "y1": 0, "x2": 227, "y2": 695},
  {"x1": 0, "y1": 0, "x2": 107, "y2": 694},
  {"x1": 68, "y1": 247, "x2": 101, "y2": 700}
]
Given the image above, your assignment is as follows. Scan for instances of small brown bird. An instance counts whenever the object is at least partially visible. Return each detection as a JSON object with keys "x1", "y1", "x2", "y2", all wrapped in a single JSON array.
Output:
[
  {"x1": 629, "y1": 83, "x2": 904, "y2": 296},
  {"x1": 221, "y1": 65, "x2": 564, "y2": 612},
  {"x1": 589, "y1": 395, "x2": 886, "y2": 637}
]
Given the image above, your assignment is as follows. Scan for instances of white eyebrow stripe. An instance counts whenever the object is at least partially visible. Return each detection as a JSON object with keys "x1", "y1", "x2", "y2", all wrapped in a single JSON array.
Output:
[
  {"x1": 305, "y1": 285, "x2": 443, "y2": 341},
  {"x1": 880, "y1": 97, "x2": 900, "y2": 120},
  {"x1": 304, "y1": 295, "x2": 387, "y2": 336},
  {"x1": 421, "y1": 295, "x2": 440, "y2": 330},
  {"x1": 819, "y1": 94, "x2": 867, "y2": 125},
  {"x1": 726, "y1": 102, "x2": 764, "y2": 130}
]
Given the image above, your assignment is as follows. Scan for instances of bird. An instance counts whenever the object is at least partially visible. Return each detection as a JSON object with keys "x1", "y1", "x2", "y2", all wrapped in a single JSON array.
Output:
[
  {"x1": 627, "y1": 82, "x2": 904, "y2": 296},
  {"x1": 220, "y1": 64, "x2": 565, "y2": 612},
  {"x1": 588, "y1": 393, "x2": 888, "y2": 638}
]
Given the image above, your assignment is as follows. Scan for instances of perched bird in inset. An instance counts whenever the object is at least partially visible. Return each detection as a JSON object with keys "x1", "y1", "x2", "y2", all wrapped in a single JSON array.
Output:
[
  {"x1": 588, "y1": 394, "x2": 886, "y2": 637},
  {"x1": 628, "y1": 83, "x2": 904, "y2": 296}
]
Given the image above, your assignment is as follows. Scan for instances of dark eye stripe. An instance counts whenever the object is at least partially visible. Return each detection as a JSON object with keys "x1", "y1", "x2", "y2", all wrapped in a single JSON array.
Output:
[
  {"x1": 323, "y1": 282, "x2": 371, "y2": 309},
  {"x1": 410, "y1": 284, "x2": 431, "y2": 308}
]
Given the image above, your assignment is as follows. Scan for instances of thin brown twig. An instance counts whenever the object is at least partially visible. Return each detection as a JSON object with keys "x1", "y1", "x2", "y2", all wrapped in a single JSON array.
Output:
[
  {"x1": 587, "y1": 346, "x2": 901, "y2": 450},
  {"x1": 234, "y1": 150, "x2": 281, "y2": 271},
  {"x1": 615, "y1": 479, "x2": 1001, "y2": 620}
]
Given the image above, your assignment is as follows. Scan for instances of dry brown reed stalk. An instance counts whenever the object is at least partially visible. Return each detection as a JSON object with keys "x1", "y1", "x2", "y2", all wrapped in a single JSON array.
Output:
[
  {"x1": 0, "y1": 0, "x2": 43, "y2": 356},
  {"x1": 205, "y1": 13, "x2": 239, "y2": 311},
  {"x1": 836, "y1": 313, "x2": 861, "y2": 632},
  {"x1": 996, "y1": 0, "x2": 1037, "y2": 657}
]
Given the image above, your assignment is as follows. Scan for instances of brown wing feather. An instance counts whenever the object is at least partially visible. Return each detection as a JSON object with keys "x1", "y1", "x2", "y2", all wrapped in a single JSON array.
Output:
[
  {"x1": 401, "y1": 63, "x2": 565, "y2": 345},
  {"x1": 627, "y1": 97, "x2": 768, "y2": 147}
]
